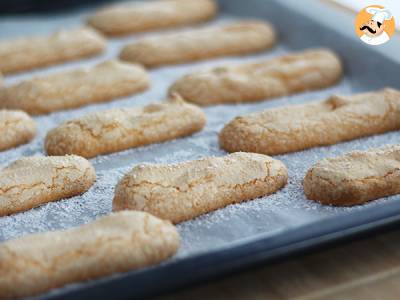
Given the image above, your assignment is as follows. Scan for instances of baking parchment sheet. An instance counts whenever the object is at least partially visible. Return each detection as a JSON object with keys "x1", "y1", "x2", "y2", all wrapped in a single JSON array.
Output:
[{"x1": 0, "y1": 9, "x2": 399, "y2": 261}]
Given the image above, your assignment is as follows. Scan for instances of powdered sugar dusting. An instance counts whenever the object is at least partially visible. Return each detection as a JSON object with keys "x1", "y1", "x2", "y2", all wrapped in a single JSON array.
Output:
[{"x1": 0, "y1": 13, "x2": 399, "y2": 261}]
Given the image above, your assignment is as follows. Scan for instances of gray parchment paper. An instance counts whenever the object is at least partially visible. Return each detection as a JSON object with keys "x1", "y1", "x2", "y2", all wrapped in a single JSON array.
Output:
[{"x1": 0, "y1": 4, "x2": 399, "y2": 262}]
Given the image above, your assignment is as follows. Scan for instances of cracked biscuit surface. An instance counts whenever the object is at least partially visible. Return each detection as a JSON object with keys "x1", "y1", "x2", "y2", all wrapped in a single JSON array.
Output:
[
  {"x1": 0, "y1": 155, "x2": 96, "y2": 216},
  {"x1": 303, "y1": 145, "x2": 400, "y2": 206},
  {"x1": 119, "y1": 21, "x2": 276, "y2": 68},
  {"x1": 220, "y1": 88, "x2": 400, "y2": 155},
  {"x1": 169, "y1": 48, "x2": 342, "y2": 105},
  {"x1": 0, "y1": 60, "x2": 150, "y2": 115},
  {"x1": 113, "y1": 152, "x2": 288, "y2": 223},
  {"x1": 0, "y1": 211, "x2": 180, "y2": 299},
  {"x1": 0, "y1": 110, "x2": 37, "y2": 151},
  {"x1": 45, "y1": 96, "x2": 206, "y2": 158},
  {"x1": 0, "y1": 27, "x2": 106, "y2": 75},
  {"x1": 87, "y1": 0, "x2": 217, "y2": 36}
]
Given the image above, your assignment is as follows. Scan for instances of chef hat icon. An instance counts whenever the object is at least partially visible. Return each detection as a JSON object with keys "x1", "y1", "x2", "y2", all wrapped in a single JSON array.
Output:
[{"x1": 365, "y1": 7, "x2": 392, "y2": 24}]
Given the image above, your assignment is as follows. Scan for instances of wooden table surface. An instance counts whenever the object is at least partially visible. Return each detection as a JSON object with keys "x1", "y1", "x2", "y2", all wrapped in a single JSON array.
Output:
[{"x1": 157, "y1": 228, "x2": 400, "y2": 300}]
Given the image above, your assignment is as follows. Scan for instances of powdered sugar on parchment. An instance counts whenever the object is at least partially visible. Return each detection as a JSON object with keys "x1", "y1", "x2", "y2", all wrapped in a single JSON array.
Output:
[{"x1": 0, "y1": 14, "x2": 399, "y2": 260}]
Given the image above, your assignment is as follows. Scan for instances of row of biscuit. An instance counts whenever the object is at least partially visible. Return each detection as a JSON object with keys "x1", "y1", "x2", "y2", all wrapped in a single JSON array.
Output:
[
  {"x1": 2, "y1": 142, "x2": 400, "y2": 299},
  {"x1": 0, "y1": 19, "x2": 274, "y2": 75},
  {"x1": 0, "y1": 0, "x2": 400, "y2": 299},
  {"x1": 2, "y1": 85, "x2": 399, "y2": 159},
  {"x1": 2, "y1": 139, "x2": 400, "y2": 218},
  {"x1": 0, "y1": 47, "x2": 343, "y2": 151},
  {"x1": 0, "y1": 0, "x2": 217, "y2": 75},
  {"x1": 0, "y1": 20, "x2": 274, "y2": 75}
]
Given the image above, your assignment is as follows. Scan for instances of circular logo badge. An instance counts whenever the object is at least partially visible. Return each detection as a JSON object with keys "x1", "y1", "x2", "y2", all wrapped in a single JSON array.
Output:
[{"x1": 355, "y1": 5, "x2": 395, "y2": 46}]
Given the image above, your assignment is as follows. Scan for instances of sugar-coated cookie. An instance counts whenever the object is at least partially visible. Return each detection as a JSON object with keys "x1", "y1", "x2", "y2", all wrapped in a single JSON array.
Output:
[
  {"x1": 119, "y1": 21, "x2": 276, "y2": 68},
  {"x1": 45, "y1": 95, "x2": 206, "y2": 158},
  {"x1": 220, "y1": 88, "x2": 400, "y2": 155},
  {"x1": 0, "y1": 27, "x2": 106, "y2": 74},
  {"x1": 0, "y1": 211, "x2": 179, "y2": 299},
  {"x1": 113, "y1": 152, "x2": 288, "y2": 223},
  {"x1": 0, "y1": 60, "x2": 150, "y2": 115},
  {"x1": 304, "y1": 145, "x2": 400, "y2": 206},
  {"x1": 88, "y1": 0, "x2": 217, "y2": 36},
  {"x1": 169, "y1": 48, "x2": 342, "y2": 105},
  {"x1": 0, "y1": 155, "x2": 95, "y2": 216},
  {"x1": 0, "y1": 110, "x2": 36, "y2": 151}
]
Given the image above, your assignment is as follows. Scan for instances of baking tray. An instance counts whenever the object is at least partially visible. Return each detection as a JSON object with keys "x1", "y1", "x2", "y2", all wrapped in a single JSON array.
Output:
[{"x1": 1, "y1": 0, "x2": 400, "y2": 299}]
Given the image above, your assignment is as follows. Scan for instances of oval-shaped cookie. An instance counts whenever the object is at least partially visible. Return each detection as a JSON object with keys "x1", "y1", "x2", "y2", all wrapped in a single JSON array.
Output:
[
  {"x1": 45, "y1": 95, "x2": 206, "y2": 158},
  {"x1": 113, "y1": 152, "x2": 288, "y2": 223},
  {"x1": 0, "y1": 211, "x2": 179, "y2": 299},
  {"x1": 0, "y1": 27, "x2": 106, "y2": 75},
  {"x1": 0, "y1": 155, "x2": 96, "y2": 216},
  {"x1": 119, "y1": 21, "x2": 276, "y2": 68},
  {"x1": 87, "y1": 0, "x2": 217, "y2": 36},
  {"x1": 169, "y1": 48, "x2": 343, "y2": 105},
  {"x1": 0, "y1": 60, "x2": 150, "y2": 115},
  {"x1": 0, "y1": 110, "x2": 37, "y2": 151},
  {"x1": 304, "y1": 145, "x2": 400, "y2": 206},
  {"x1": 220, "y1": 88, "x2": 400, "y2": 155}
]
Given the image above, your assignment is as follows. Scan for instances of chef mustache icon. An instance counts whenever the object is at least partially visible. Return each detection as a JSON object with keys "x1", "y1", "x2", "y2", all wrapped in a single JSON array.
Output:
[
  {"x1": 358, "y1": 6, "x2": 393, "y2": 46},
  {"x1": 359, "y1": 25, "x2": 376, "y2": 34}
]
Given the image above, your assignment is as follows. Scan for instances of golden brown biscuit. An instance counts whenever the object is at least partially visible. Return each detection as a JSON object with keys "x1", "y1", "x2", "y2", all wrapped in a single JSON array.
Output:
[
  {"x1": 0, "y1": 211, "x2": 180, "y2": 299},
  {"x1": 113, "y1": 152, "x2": 288, "y2": 223},
  {"x1": 87, "y1": 0, "x2": 217, "y2": 36},
  {"x1": 0, "y1": 60, "x2": 150, "y2": 115},
  {"x1": 169, "y1": 48, "x2": 343, "y2": 105},
  {"x1": 0, "y1": 155, "x2": 96, "y2": 216},
  {"x1": 45, "y1": 95, "x2": 206, "y2": 158},
  {"x1": 303, "y1": 145, "x2": 400, "y2": 206},
  {"x1": 220, "y1": 88, "x2": 400, "y2": 155},
  {"x1": 0, "y1": 27, "x2": 106, "y2": 75},
  {"x1": 119, "y1": 21, "x2": 276, "y2": 68},
  {"x1": 0, "y1": 110, "x2": 36, "y2": 151}
]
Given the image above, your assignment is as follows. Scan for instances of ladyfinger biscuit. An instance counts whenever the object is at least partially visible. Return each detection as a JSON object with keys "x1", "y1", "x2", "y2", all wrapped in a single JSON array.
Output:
[
  {"x1": 304, "y1": 145, "x2": 400, "y2": 206},
  {"x1": 0, "y1": 60, "x2": 150, "y2": 115},
  {"x1": 0, "y1": 155, "x2": 95, "y2": 216},
  {"x1": 220, "y1": 88, "x2": 400, "y2": 155},
  {"x1": 45, "y1": 95, "x2": 206, "y2": 158},
  {"x1": 87, "y1": 0, "x2": 217, "y2": 36},
  {"x1": 0, "y1": 211, "x2": 179, "y2": 299},
  {"x1": 169, "y1": 48, "x2": 343, "y2": 105},
  {"x1": 119, "y1": 21, "x2": 276, "y2": 68},
  {"x1": 113, "y1": 152, "x2": 288, "y2": 223},
  {"x1": 0, "y1": 110, "x2": 36, "y2": 151},
  {"x1": 0, "y1": 27, "x2": 106, "y2": 75}
]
